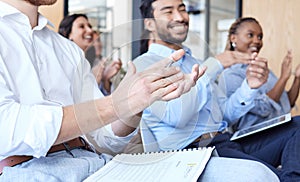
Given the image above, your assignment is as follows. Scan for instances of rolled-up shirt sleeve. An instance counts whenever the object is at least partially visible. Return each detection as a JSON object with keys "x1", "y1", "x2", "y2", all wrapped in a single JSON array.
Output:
[
  {"x1": 0, "y1": 100, "x2": 63, "y2": 159},
  {"x1": 86, "y1": 124, "x2": 138, "y2": 155},
  {"x1": 21, "y1": 105, "x2": 62, "y2": 158}
]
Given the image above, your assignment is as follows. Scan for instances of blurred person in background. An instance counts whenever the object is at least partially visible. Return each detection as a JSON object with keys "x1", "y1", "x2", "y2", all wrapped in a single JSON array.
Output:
[{"x1": 59, "y1": 14, "x2": 122, "y2": 95}]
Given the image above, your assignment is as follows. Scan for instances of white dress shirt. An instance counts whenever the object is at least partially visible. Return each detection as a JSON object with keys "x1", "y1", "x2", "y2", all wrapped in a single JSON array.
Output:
[{"x1": 0, "y1": 2, "x2": 132, "y2": 160}]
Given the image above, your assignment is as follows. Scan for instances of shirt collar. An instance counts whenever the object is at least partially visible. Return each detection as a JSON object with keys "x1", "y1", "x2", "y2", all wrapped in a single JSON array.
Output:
[
  {"x1": 148, "y1": 43, "x2": 192, "y2": 63},
  {"x1": 0, "y1": 1, "x2": 54, "y2": 30},
  {"x1": 36, "y1": 13, "x2": 54, "y2": 30}
]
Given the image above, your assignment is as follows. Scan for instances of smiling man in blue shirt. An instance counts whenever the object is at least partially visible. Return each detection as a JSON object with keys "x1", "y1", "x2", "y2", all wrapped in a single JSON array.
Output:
[{"x1": 134, "y1": 0, "x2": 300, "y2": 181}]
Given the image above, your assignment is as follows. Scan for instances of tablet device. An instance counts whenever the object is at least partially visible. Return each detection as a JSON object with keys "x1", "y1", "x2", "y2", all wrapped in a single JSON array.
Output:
[{"x1": 230, "y1": 113, "x2": 291, "y2": 141}]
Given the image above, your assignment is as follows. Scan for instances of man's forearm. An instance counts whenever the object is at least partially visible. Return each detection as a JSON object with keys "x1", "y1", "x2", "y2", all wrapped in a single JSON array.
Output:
[
  {"x1": 55, "y1": 96, "x2": 117, "y2": 144},
  {"x1": 111, "y1": 113, "x2": 142, "y2": 137}
]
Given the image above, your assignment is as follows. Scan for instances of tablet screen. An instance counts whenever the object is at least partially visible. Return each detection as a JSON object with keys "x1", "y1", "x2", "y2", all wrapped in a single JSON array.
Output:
[{"x1": 230, "y1": 113, "x2": 291, "y2": 141}]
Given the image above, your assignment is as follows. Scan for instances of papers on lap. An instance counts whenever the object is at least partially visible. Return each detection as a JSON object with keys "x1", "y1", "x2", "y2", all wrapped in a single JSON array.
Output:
[
  {"x1": 84, "y1": 147, "x2": 215, "y2": 182},
  {"x1": 230, "y1": 113, "x2": 291, "y2": 141}
]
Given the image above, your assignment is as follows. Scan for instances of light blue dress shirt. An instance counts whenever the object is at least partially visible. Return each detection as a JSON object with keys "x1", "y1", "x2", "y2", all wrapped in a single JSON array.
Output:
[
  {"x1": 218, "y1": 63, "x2": 291, "y2": 130},
  {"x1": 134, "y1": 44, "x2": 259, "y2": 150}
]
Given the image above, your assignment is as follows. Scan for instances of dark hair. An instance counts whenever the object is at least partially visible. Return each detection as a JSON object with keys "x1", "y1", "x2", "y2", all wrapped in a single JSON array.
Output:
[
  {"x1": 139, "y1": 0, "x2": 156, "y2": 55},
  {"x1": 139, "y1": 29, "x2": 151, "y2": 55},
  {"x1": 58, "y1": 14, "x2": 88, "y2": 39},
  {"x1": 226, "y1": 17, "x2": 260, "y2": 51},
  {"x1": 139, "y1": 0, "x2": 156, "y2": 18}
]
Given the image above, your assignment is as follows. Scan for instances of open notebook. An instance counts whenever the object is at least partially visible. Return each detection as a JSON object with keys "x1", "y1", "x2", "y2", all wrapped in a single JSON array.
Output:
[
  {"x1": 84, "y1": 147, "x2": 215, "y2": 182},
  {"x1": 230, "y1": 113, "x2": 291, "y2": 141}
]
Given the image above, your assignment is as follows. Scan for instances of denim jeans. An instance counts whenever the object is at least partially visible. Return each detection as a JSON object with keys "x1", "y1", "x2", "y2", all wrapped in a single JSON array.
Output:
[
  {"x1": 0, "y1": 148, "x2": 112, "y2": 182},
  {"x1": 198, "y1": 157, "x2": 279, "y2": 182},
  {"x1": 209, "y1": 116, "x2": 300, "y2": 182}
]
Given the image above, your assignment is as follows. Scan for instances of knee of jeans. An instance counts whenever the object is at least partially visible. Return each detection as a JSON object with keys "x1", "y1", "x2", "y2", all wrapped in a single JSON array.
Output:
[{"x1": 250, "y1": 162, "x2": 280, "y2": 181}]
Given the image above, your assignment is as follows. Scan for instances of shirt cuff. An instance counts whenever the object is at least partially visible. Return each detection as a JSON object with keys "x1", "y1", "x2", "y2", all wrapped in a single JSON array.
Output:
[
  {"x1": 105, "y1": 124, "x2": 137, "y2": 141},
  {"x1": 86, "y1": 124, "x2": 138, "y2": 155},
  {"x1": 237, "y1": 80, "x2": 259, "y2": 105}
]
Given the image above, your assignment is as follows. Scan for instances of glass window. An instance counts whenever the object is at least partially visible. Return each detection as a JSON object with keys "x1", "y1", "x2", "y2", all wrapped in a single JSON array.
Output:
[
  {"x1": 66, "y1": 0, "x2": 240, "y2": 61},
  {"x1": 184, "y1": 0, "x2": 237, "y2": 59}
]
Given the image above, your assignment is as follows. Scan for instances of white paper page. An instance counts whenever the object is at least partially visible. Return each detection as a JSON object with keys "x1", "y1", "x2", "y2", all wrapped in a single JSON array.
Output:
[{"x1": 84, "y1": 147, "x2": 214, "y2": 182}]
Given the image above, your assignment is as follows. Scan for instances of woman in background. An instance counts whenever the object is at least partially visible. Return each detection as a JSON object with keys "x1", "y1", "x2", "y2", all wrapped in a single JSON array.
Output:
[
  {"x1": 59, "y1": 14, "x2": 122, "y2": 95},
  {"x1": 218, "y1": 17, "x2": 300, "y2": 130}
]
